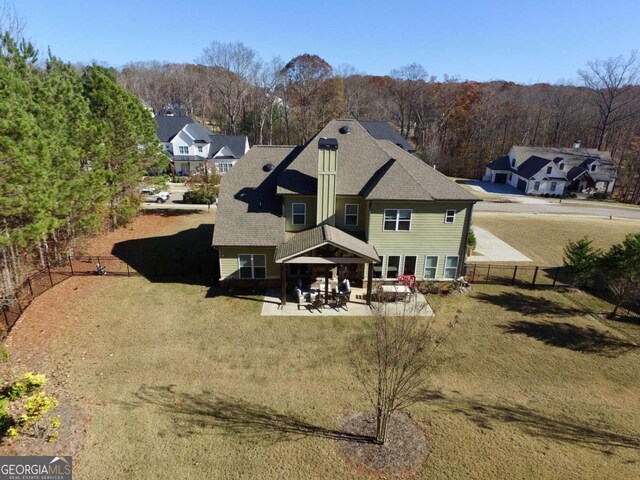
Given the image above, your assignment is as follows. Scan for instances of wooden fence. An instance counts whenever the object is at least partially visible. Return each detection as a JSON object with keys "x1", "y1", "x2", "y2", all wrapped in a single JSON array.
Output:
[{"x1": 465, "y1": 263, "x2": 570, "y2": 287}]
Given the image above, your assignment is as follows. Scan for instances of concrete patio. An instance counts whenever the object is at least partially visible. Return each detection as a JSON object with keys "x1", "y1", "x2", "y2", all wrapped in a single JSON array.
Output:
[{"x1": 261, "y1": 287, "x2": 434, "y2": 317}]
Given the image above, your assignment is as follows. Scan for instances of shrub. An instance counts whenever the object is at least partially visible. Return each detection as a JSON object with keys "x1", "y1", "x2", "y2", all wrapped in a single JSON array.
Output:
[
  {"x1": 183, "y1": 189, "x2": 217, "y2": 204},
  {"x1": 593, "y1": 191, "x2": 607, "y2": 200},
  {"x1": 467, "y1": 227, "x2": 477, "y2": 251},
  {"x1": 4, "y1": 373, "x2": 46, "y2": 401}
]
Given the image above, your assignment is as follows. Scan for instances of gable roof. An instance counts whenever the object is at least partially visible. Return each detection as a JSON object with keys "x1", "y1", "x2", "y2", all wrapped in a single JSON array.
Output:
[
  {"x1": 358, "y1": 120, "x2": 416, "y2": 152},
  {"x1": 517, "y1": 155, "x2": 551, "y2": 179},
  {"x1": 277, "y1": 119, "x2": 477, "y2": 201},
  {"x1": 154, "y1": 116, "x2": 195, "y2": 142},
  {"x1": 212, "y1": 146, "x2": 299, "y2": 247},
  {"x1": 209, "y1": 135, "x2": 247, "y2": 159},
  {"x1": 274, "y1": 225, "x2": 379, "y2": 263},
  {"x1": 486, "y1": 155, "x2": 512, "y2": 171}
]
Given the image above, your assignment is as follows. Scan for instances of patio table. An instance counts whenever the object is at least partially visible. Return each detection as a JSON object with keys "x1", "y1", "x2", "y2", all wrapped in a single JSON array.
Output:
[{"x1": 379, "y1": 284, "x2": 411, "y2": 302}]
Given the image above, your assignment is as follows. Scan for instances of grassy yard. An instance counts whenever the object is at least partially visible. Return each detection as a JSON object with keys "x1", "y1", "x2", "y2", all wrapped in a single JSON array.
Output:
[
  {"x1": 474, "y1": 212, "x2": 640, "y2": 265},
  {"x1": 2, "y1": 211, "x2": 640, "y2": 478},
  {"x1": 3, "y1": 278, "x2": 639, "y2": 479}
]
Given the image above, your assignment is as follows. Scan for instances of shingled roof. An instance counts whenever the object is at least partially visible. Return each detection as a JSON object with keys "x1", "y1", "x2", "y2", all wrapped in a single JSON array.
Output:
[
  {"x1": 154, "y1": 116, "x2": 195, "y2": 142},
  {"x1": 277, "y1": 119, "x2": 477, "y2": 201},
  {"x1": 274, "y1": 225, "x2": 379, "y2": 263},
  {"x1": 212, "y1": 146, "x2": 299, "y2": 247},
  {"x1": 358, "y1": 120, "x2": 416, "y2": 152}
]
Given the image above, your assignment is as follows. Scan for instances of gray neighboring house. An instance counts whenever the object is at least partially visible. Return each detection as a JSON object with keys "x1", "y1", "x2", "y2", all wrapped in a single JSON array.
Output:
[
  {"x1": 154, "y1": 115, "x2": 249, "y2": 175},
  {"x1": 212, "y1": 118, "x2": 479, "y2": 305},
  {"x1": 484, "y1": 142, "x2": 617, "y2": 196}
]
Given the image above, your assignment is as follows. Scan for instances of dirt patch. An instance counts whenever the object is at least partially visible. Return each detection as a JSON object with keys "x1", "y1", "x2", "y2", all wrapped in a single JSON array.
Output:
[{"x1": 338, "y1": 412, "x2": 429, "y2": 478}]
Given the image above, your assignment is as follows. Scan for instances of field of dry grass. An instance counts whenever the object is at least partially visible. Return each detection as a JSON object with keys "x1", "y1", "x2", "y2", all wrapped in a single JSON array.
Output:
[
  {"x1": 473, "y1": 212, "x2": 640, "y2": 265},
  {"x1": 2, "y1": 211, "x2": 640, "y2": 478}
]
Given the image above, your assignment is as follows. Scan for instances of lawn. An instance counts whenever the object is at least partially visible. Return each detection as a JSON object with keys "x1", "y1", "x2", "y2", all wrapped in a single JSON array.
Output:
[
  {"x1": 2, "y1": 211, "x2": 640, "y2": 479},
  {"x1": 473, "y1": 212, "x2": 640, "y2": 265}
]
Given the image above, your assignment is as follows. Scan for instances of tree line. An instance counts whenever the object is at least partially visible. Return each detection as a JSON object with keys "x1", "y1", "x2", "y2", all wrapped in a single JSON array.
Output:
[
  {"x1": 0, "y1": 33, "x2": 163, "y2": 307},
  {"x1": 118, "y1": 42, "x2": 640, "y2": 202}
]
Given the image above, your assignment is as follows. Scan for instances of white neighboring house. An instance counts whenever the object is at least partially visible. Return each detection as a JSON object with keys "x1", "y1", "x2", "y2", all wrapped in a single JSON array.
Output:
[
  {"x1": 483, "y1": 142, "x2": 617, "y2": 196},
  {"x1": 154, "y1": 116, "x2": 249, "y2": 175}
]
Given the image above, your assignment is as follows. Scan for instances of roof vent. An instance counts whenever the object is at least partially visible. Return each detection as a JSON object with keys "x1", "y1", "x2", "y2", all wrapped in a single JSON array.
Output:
[
  {"x1": 263, "y1": 162, "x2": 275, "y2": 172},
  {"x1": 573, "y1": 139, "x2": 581, "y2": 149},
  {"x1": 339, "y1": 126, "x2": 351, "y2": 135}
]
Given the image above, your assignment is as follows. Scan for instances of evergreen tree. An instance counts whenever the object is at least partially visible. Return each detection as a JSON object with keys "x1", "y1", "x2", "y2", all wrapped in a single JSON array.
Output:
[
  {"x1": 601, "y1": 233, "x2": 640, "y2": 317},
  {"x1": 82, "y1": 65, "x2": 163, "y2": 229},
  {"x1": 563, "y1": 236, "x2": 602, "y2": 288}
]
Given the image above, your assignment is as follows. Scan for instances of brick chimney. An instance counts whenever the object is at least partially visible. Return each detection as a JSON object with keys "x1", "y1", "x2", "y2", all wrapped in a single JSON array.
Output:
[{"x1": 316, "y1": 137, "x2": 338, "y2": 226}]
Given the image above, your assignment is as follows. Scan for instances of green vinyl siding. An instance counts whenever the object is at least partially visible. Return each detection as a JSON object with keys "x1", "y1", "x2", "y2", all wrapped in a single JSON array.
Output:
[
  {"x1": 284, "y1": 196, "x2": 316, "y2": 232},
  {"x1": 367, "y1": 201, "x2": 472, "y2": 279},
  {"x1": 335, "y1": 196, "x2": 368, "y2": 235},
  {"x1": 218, "y1": 246, "x2": 279, "y2": 280}
]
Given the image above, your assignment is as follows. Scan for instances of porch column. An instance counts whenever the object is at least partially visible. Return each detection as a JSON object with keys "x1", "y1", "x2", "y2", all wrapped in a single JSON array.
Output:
[
  {"x1": 324, "y1": 274, "x2": 329, "y2": 305},
  {"x1": 366, "y1": 262, "x2": 373, "y2": 305},
  {"x1": 280, "y1": 264, "x2": 287, "y2": 305}
]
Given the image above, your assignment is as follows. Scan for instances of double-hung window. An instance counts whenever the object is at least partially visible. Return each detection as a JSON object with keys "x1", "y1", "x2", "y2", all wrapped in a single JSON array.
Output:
[
  {"x1": 550, "y1": 181, "x2": 557, "y2": 192},
  {"x1": 546, "y1": 166, "x2": 552, "y2": 174},
  {"x1": 238, "y1": 254, "x2": 266, "y2": 279},
  {"x1": 424, "y1": 256, "x2": 438, "y2": 279},
  {"x1": 218, "y1": 163, "x2": 233, "y2": 173},
  {"x1": 292, "y1": 203, "x2": 306, "y2": 225},
  {"x1": 178, "y1": 145, "x2": 189, "y2": 154},
  {"x1": 344, "y1": 204, "x2": 358, "y2": 226},
  {"x1": 444, "y1": 256, "x2": 459, "y2": 279},
  {"x1": 383, "y1": 209, "x2": 411, "y2": 231},
  {"x1": 445, "y1": 209, "x2": 456, "y2": 224},
  {"x1": 197, "y1": 146, "x2": 204, "y2": 153}
]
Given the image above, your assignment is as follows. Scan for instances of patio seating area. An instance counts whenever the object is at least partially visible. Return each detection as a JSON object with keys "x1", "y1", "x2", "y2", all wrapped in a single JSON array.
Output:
[{"x1": 261, "y1": 285, "x2": 433, "y2": 317}]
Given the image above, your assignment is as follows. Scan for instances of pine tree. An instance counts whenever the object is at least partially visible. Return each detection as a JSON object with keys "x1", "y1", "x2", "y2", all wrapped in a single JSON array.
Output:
[
  {"x1": 563, "y1": 237, "x2": 602, "y2": 288},
  {"x1": 601, "y1": 233, "x2": 640, "y2": 317}
]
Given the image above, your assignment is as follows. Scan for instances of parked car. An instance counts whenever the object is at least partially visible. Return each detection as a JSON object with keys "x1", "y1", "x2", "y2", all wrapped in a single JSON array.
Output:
[
  {"x1": 183, "y1": 190, "x2": 216, "y2": 204},
  {"x1": 141, "y1": 187, "x2": 170, "y2": 203}
]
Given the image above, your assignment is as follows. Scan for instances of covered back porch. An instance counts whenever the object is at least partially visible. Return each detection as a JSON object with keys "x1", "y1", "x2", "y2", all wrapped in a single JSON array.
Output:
[{"x1": 275, "y1": 225, "x2": 379, "y2": 307}]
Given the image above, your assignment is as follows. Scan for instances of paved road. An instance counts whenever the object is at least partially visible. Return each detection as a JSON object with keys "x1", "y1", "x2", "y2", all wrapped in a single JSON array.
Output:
[{"x1": 475, "y1": 200, "x2": 640, "y2": 220}]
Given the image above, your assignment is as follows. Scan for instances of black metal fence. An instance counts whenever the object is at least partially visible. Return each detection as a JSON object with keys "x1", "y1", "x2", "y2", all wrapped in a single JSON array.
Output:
[
  {"x1": 465, "y1": 263, "x2": 570, "y2": 287},
  {"x1": 0, "y1": 253, "x2": 217, "y2": 340}
]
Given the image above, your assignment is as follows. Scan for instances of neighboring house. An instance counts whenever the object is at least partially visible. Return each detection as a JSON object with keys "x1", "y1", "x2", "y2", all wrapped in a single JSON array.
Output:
[
  {"x1": 154, "y1": 116, "x2": 249, "y2": 175},
  {"x1": 484, "y1": 142, "x2": 617, "y2": 196},
  {"x1": 211, "y1": 119, "x2": 479, "y2": 305},
  {"x1": 358, "y1": 120, "x2": 416, "y2": 153}
]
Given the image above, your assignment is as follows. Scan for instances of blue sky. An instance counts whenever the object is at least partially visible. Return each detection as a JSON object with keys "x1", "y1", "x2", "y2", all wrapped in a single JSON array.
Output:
[{"x1": 18, "y1": 0, "x2": 639, "y2": 84}]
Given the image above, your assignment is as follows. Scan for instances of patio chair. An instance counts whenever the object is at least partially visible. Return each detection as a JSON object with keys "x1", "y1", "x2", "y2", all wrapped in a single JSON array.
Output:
[
  {"x1": 310, "y1": 296, "x2": 324, "y2": 313},
  {"x1": 335, "y1": 294, "x2": 349, "y2": 312}
]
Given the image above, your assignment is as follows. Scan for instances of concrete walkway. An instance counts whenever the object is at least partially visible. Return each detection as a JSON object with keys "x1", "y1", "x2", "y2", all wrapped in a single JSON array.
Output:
[
  {"x1": 261, "y1": 288, "x2": 433, "y2": 317},
  {"x1": 467, "y1": 226, "x2": 532, "y2": 262}
]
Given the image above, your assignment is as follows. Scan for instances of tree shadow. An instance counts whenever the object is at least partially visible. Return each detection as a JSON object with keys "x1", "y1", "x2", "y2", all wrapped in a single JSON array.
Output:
[
  {"x1": 123, "y1": 385, "x2": 375, "y2": 444},
  {"x1": 110, "y1": 224, "x2": 217, "y2": 285},
  {"x1": 475, "y1": 291, "x2": 582, "y2": 316},
  {"x1": 501, "y1": 320, "x2": 639, "y2": 357},
  {"x1": 419, "y1": 389, "x2": 640, "y2": 452}
]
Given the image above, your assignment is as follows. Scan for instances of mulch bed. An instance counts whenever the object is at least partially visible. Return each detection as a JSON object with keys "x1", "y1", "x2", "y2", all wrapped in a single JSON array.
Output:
[{"x1": 338, "y1": 411, "x2": 429, "y2": 478}]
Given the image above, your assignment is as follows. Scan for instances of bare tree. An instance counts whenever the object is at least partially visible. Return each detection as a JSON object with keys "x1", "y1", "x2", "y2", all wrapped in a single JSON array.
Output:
[
  {"x1": 351, "y1": 307, "x2": 457, "y2": 444},
  {"x1": 197, "y1": 41, "x2": 260, "y2": 134},
  {"x1": 0, "y1": 1, "x2": 25, "y2": 39},
  {"x1": 579, "y1": 52, "x2": 640, "y2": 150}
]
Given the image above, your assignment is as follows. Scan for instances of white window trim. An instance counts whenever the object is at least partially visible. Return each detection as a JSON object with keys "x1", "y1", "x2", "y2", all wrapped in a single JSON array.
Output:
[
  {"x1": 443, "y1": 255, "x2": 459, "y2": 279},
  {"x1": 218, "y1": 163, "x2": 233, "y2": 173},
  {"x1": 444, "y1": 209, "x2": 456, "y2": 224},
  {"x1": 384, "y1": 254, "x2": 402, "y2": 279},
  {"x1": 533, "y1": 181, "x2": 540, "y2": 191},
  {"x1": 197, "y1": 146, "x2": 204, "y2": 153},
  {"x1": 403, "y1": 255, "x2": 418, "y2": 276},
  {"x1": 292, "y1": 202, "x2": 306, "y2": 226},
  {"x1": 344, "y1": 203, "x2": 359, "y2": 226},
  {"x1": 423, "y1": 255, "x2": 439, "y2": 280},
  {"x1": 383, "y1": 209, "x2": 413, "y2": 232},
  {"x1": 546, "y1": 166, "x2": 552, "y2": 174},
  {"x1": 237, "y1": 254, "x2": 267, "y2": 279},
  {"x1": 178, "y1": 145, "x2": 189, "y2": 154}
]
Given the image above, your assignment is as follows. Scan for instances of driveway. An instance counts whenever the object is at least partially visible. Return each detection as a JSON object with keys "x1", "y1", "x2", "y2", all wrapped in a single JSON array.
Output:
[
  {"x1": 467, "y1": 227, "x2": 532, "y2": 263},
  {"x1": 461, "y1": 180, "x2": 550, "y2": 204},
  {"x1": 141, "y1": 182, "x2": 214, "y2": 211}
]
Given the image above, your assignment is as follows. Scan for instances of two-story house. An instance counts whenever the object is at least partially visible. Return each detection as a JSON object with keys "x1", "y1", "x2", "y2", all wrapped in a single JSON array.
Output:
[
  {"x1": 484, "y1": 142, "x2": 617, "y2": 196},
  {"x1": 154, "y1": 115, "x2": 249, "y2": 175},
  {"x1": 211, "y1": 119, "x2": 479, "y2": 305}
]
